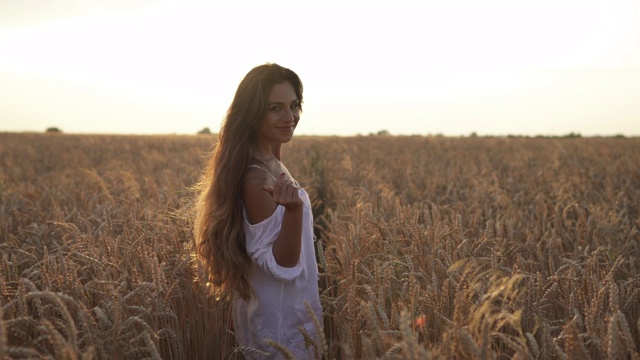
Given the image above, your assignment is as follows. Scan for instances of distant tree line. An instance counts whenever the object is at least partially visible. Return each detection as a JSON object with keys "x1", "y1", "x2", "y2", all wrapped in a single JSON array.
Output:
[
  {"x1": 197, "y1": 127, "x2": 212, "y2": 135},
  {"x1": 45, "y1": 127, "x2": 62, "y2": 133},
  {"x1": 40, "y1": 126, "x2": 631, "y2": 139}
]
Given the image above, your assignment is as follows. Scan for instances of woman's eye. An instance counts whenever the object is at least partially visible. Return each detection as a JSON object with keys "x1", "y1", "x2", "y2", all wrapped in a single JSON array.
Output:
[
  {"x1": 270, "y1": 107, "x2": 281, "y2": 111},
  {"x1": 290, "y1": 104, "x2": 299, "y2": 110}
]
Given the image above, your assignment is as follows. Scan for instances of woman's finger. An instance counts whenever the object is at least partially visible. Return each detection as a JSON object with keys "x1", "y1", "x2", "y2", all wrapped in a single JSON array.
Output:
[
  {"x1": 276, "y1": 173, "x2": 286, "y2": 195},
  {"x1": 287, "y1": 183, "x2": 296, "y2": 198},
  {"x1": 267, "y1": 175, "x2": 302, "y2": 207}
]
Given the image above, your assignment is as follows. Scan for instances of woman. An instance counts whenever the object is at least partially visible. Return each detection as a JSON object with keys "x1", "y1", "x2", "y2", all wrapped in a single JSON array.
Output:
[{"x1": 194, "y1": 63, "x2": 323, "y2": 359}]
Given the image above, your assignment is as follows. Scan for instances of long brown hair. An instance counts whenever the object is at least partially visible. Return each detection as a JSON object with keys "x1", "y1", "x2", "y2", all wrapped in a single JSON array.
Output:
[{"x1": 194, "y1": 63, "x2": 303, "y2": 300}]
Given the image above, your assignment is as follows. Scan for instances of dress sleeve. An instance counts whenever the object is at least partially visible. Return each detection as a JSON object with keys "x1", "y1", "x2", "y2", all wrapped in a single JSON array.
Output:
[{"x1": 243, "y1": 206, "x2": 303, "y2": 282}]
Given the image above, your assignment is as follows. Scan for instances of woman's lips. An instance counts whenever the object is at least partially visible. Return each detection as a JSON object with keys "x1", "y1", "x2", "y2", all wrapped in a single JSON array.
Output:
[{"x1": 277, "y1": 126, "x2": 294, "y2": 132}]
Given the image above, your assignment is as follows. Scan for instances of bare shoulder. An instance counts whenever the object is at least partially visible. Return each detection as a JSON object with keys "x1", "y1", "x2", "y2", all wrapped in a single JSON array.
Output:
[{"x1": 242, "y1": 166, "x2": 277, "y2": 224}]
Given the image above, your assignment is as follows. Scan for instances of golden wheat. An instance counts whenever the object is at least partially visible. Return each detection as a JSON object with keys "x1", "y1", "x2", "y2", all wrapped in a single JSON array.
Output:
[{"x1": 0, "y1": 133, "x2": 639, "y2": 359}]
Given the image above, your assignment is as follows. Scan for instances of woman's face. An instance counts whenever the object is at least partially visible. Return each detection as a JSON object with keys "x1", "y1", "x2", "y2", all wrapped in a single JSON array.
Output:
[{"x1": 257, "y1": 81, "x2": 300, "y2": 144}]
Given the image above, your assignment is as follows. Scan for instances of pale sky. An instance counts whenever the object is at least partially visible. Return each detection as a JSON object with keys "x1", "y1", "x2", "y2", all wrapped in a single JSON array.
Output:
[{"x1": 1, "y1": 0, "x2": 639, "y2": 136}]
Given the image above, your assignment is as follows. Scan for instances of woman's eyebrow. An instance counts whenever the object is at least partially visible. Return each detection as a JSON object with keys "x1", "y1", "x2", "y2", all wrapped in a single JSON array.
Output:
[{"x1": 268, "y1": 99, "x2": 299, "y2": 106}]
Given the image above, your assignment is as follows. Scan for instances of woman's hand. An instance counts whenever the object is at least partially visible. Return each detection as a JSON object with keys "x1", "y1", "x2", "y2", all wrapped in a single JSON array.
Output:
[
  {"x1": 261, "y1": 173, "x2": 303, "y2": 267},
  {"x1": 263, "y1": 173, "x2": 303, "y2": 210}
]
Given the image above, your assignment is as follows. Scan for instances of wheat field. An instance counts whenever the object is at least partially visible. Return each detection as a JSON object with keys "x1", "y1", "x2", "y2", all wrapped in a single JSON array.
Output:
[{"x1": 0, "y1": 132, "x2": 638, "y2": 359}]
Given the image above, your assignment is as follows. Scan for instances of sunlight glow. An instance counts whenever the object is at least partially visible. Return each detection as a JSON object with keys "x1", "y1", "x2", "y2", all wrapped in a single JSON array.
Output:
[{"x1": 1, "y1": 0, "x2": 639, "y2": 136}]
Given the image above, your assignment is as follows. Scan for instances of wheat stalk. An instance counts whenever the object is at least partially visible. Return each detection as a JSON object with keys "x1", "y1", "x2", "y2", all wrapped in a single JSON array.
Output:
[{"x1": 263, "y1": 339, "x2": 296, "y2": 360}]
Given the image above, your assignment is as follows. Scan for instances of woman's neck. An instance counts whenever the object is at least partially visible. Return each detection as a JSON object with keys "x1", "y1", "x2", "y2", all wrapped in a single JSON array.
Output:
[{"x1": 252, "y1": 141, "x2": 281, "y2": 162}]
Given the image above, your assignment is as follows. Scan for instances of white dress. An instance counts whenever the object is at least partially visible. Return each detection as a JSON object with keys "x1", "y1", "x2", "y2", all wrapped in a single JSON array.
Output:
[{"x1": 233, "y1": 187, "x2": 323, "y2": 359}]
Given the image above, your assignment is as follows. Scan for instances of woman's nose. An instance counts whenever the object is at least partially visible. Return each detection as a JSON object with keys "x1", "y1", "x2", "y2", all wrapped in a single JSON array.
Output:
[{"x1": 285, "y1": 108, "x2": 295, "y2": 122}]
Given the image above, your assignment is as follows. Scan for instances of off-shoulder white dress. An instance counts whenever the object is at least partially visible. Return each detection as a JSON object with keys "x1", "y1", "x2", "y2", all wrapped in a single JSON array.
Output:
[{"x1": 232, "y1": 186, "x2": 323, "y2": 359}]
